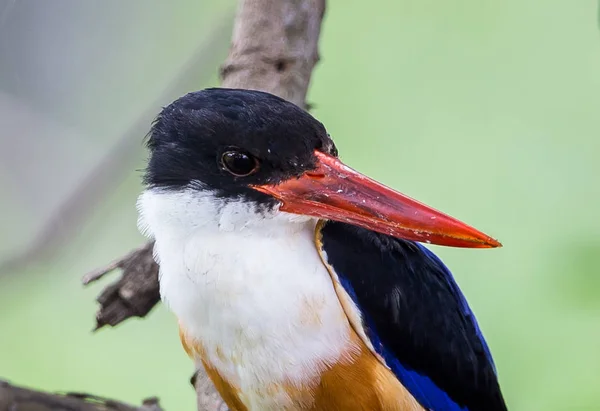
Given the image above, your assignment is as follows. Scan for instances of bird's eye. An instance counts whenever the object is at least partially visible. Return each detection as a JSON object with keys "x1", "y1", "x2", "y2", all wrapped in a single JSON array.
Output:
[{"x1": 220, "y1": 150, "x2": 259, "y2": 177}]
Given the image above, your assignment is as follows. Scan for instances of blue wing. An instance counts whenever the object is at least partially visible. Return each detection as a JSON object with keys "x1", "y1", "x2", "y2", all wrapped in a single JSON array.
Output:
[{"x1": 319, "y1": 221, "x2": 507, "y2": 411}]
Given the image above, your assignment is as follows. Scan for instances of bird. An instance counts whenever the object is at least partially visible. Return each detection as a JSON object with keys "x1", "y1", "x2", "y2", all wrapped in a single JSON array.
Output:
[{"x1": 137, "y1": 87, "x2": 508, "y2": 411}]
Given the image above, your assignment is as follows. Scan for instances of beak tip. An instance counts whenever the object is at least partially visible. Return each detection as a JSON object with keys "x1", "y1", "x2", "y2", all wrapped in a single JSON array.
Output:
[{"x1": 484, "y1": 237, "x2": 502, "y2": 248}]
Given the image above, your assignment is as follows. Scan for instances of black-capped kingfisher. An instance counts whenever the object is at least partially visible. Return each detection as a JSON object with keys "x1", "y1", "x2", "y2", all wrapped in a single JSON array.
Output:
[{"x1": 137, "y1": 88, "x2": 508, "y2": 411}]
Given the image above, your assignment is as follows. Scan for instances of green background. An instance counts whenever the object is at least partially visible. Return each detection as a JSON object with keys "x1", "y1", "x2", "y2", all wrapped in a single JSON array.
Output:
[{"x1": 1, "y1": 1, "x2": 599, "y2": 410}]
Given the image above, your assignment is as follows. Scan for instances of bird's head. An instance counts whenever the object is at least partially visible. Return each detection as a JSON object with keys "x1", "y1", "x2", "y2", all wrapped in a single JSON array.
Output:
[{"x1": 141, "y1": 88, "x2": 500, "y2": 248}]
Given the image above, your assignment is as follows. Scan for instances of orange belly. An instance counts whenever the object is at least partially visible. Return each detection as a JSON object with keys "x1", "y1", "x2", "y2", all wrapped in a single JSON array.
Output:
[{"x1": 179, "y1": 326, "x2": 424, "y2": 411}]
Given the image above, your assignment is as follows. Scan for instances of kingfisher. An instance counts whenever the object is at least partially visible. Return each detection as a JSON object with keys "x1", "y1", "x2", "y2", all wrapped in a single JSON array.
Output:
[{"x1": 137, "y1": 88, "x2": 508, "y2": 411}]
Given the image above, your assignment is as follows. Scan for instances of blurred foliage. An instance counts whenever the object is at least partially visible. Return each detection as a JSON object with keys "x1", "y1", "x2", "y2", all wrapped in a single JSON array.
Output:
[{"x1": 1, "y1": 1, "x2": 600, "y2": 410}]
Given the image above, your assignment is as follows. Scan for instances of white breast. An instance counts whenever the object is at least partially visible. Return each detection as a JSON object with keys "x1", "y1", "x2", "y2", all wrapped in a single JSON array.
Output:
[{"x1": 137, "y1": 188, "x2": 354, "y2": 409}]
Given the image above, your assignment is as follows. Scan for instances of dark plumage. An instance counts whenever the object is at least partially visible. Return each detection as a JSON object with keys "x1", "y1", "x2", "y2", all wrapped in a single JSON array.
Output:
[
  {"x1": 320, "y1": 221, "x2": 508, "y2": 411},
  {"x1": 145, "y1": 88, "x2": 336, "y2": 204}
]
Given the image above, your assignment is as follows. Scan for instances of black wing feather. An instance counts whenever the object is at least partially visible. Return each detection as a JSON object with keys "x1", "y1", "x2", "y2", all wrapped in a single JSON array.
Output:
[{"x1": 320, "y1": 221, "x2": 508, "y2": 411}]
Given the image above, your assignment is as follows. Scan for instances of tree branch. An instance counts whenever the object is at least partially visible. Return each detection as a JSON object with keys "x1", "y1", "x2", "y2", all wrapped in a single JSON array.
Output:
[
  {"x1": 82, "y1": 1, "x2": 326, "y2": 410},
  {"x1": 0, "y1": 380, "x2": 163, "y2": 411},
  {"x1": 83, "y1": 242, "x2": 159, "y2": 329}
]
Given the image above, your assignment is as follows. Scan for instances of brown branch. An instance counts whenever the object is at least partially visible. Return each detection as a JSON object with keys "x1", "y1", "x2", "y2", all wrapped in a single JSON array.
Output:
[
  {"x1": 0, "y1": 380, "x2": 163, "y2": 411},
  {"x1": 83, "y1": 1, "x2": 326, "y2": 410},
  {"x1": 83, "y1": 242, "x2": 159, "y2": 330},
  {"x1": 221, "y1": 0, "x2": 326, "y2": 108}
]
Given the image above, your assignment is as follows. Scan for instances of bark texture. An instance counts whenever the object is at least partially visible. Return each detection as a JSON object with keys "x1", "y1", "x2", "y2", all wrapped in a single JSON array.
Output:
[{"x1": 0, "y1": 380, "x2": 163, "y2": 411}]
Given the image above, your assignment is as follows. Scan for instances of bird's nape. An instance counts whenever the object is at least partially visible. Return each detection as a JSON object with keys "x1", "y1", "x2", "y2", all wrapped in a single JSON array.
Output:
[{"x1": 252, "y1": 150, "x2": 501, "y2": 248}]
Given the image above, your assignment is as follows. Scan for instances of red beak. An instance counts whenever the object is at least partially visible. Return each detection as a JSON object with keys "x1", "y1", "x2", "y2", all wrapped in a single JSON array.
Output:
[{"x1": 252, "y1": 151, "x2": 500, "y2": 248}]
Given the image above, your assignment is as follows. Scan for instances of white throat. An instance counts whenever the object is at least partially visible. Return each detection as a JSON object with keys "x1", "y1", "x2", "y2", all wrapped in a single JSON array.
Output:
[{"x1": 137, "y1": 187, "x2": 353, "y2": 406}]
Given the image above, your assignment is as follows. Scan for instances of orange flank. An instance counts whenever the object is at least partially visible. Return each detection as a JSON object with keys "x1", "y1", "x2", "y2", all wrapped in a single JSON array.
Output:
[
  {"x1": 178, "y1": 324, "x2": 196, "y2": 358},
  {"x1": 202, "y1": 360, "x2": 249, "y2": 411},
  {"x1": 178, "y1": 323, "x2": 424, "y2": 411},
  {"x1": 312, "y1": 331, "x2": 425, "y2": 411}
]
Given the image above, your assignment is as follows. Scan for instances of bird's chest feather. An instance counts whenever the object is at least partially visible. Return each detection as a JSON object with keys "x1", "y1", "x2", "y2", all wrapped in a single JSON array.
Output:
[
  {"x1": 139, "y1": 191, "x2": 422, "y2": 410},
  {"x1": 156, "y1": 220, "x2": 357, "y2": 409}
]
